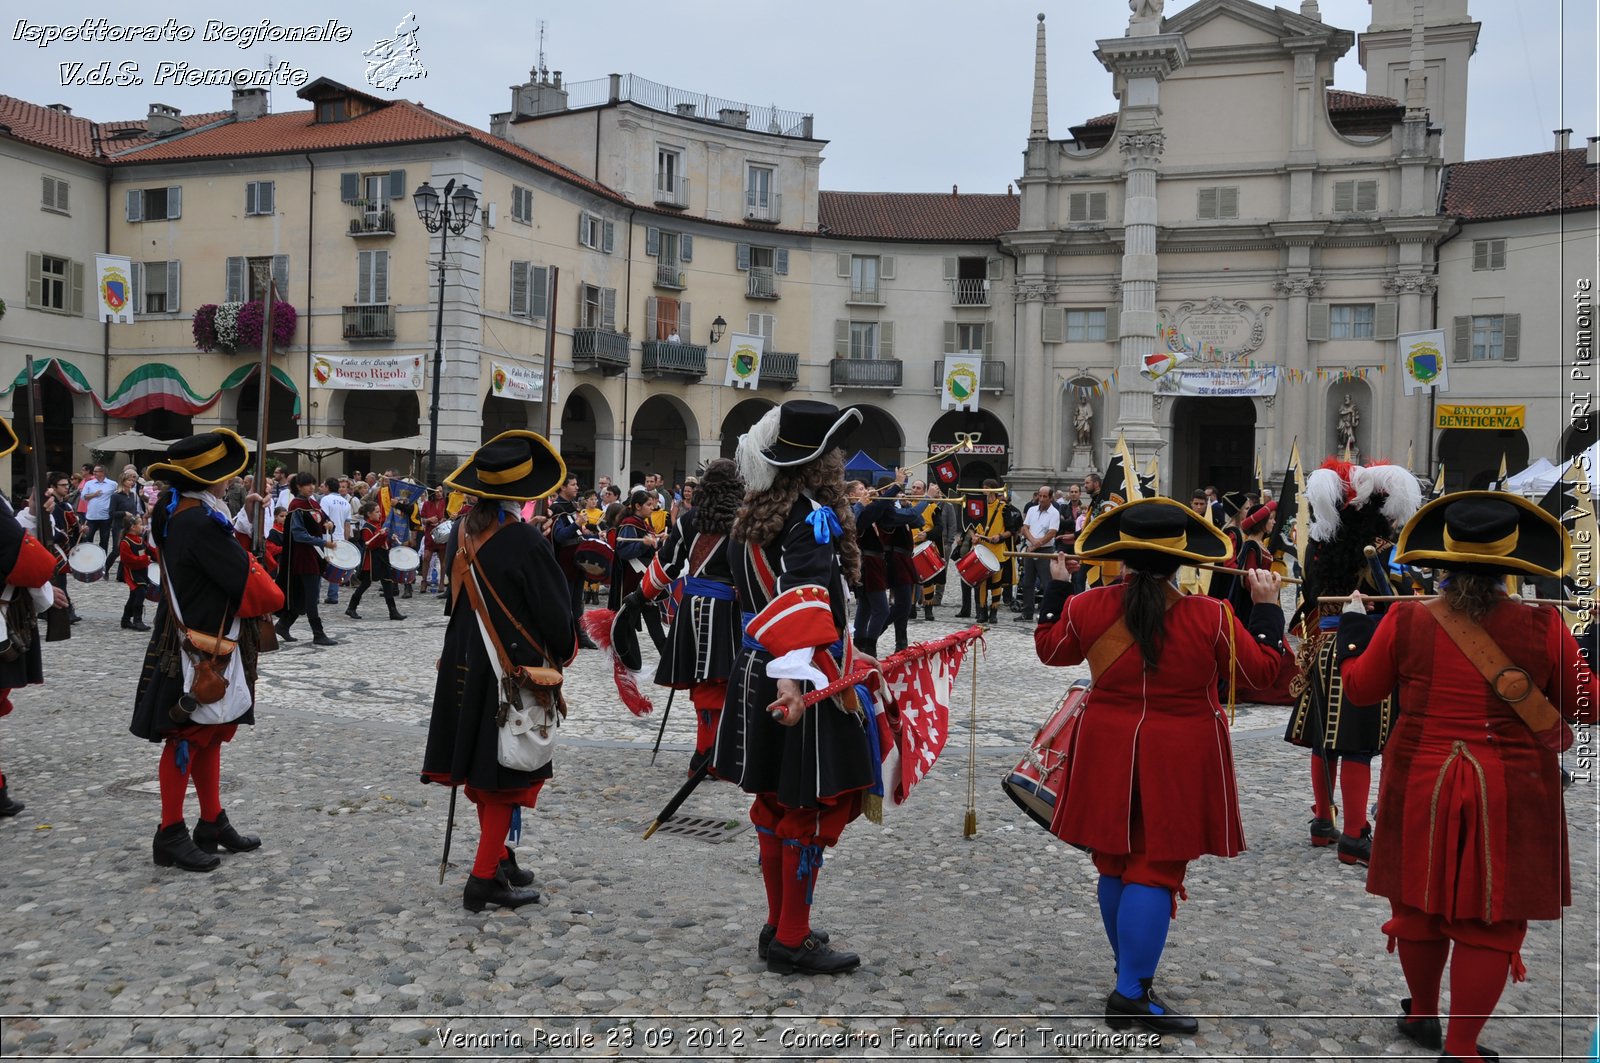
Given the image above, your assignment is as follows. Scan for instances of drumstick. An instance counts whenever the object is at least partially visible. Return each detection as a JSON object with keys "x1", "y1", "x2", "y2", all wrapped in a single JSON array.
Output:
[{"x1": 1317, "y1": 594, "x2": 1578, "y2": 607}]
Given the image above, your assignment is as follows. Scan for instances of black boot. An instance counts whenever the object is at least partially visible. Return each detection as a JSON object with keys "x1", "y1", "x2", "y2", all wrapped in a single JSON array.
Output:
[
  {"x1": 152, "y1": 821, "x2": 220, "y2": 872},
  {"x1": 345, "y1": 606, "x2": 362, "y2": 620},
  {"x1": 1337, "y1": 824, "x2": 1373, "y2": 866},
  {"x1": 1105, "y1": 979, "x2": 1199, "y2": 1035},
  {"x1": 0, "y1": 785, "x2": 24, "y2": 818},
  {"x1": 401, "y1": 584, "x2": 413, "y2": 599},
  {"x1": 924, "y1": 605, "x2": 934, "y2": 621},
  {"x1": 387, "y1": 603, "x2": 406, "y2": 621},
  {"x1": 758, "y1": 923, "x2": 828, "y2": 960},
  {"x1": 274, "y1": 618, "x2": 298, "y2": 642},
  {"x1": 463, "y1": 873, "x2": 539, "y2": 912},
  {"x1": 193, "y1": 810, "x2": 261, "y2": 853},
  {"x1": 130, "y1": 608, "x2": 149, "y2": 632},
  {"x1": 310, "y1": 622, "x2": 338, "y2": 647},
  {"x1": 766, "y1": 933, "x2": 860, "y2": 975},
  {"x1": 498, "y1": 850, "x2": 535, "y2": 888}
]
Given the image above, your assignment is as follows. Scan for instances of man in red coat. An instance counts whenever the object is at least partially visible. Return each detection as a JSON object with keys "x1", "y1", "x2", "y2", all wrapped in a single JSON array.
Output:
[
  {"x1": 1034, "y1": 498, "x2": 1287, "y2": 1034},
  {"x1": 0, "y1": 416, "x2": 66, "y2": 818},
  {"x1": 1337, "y1": 492, "x2": 1596, "y2": 1063}
]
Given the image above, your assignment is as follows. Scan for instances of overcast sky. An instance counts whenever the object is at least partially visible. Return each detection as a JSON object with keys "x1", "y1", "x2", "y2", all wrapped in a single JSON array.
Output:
[{"x1": 6, "y1": 1, "x2": 1594, "y2": 191}]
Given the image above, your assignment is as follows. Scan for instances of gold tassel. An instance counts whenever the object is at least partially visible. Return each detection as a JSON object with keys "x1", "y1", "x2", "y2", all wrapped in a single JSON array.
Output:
[{"x1": 863, "y1": 792, "x2": 883, "y2": 825}]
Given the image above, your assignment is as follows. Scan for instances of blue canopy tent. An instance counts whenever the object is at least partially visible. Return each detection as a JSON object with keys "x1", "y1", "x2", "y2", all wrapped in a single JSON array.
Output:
[{"x1": 844, "y1": 449, "x2": 891, "y2": 477}]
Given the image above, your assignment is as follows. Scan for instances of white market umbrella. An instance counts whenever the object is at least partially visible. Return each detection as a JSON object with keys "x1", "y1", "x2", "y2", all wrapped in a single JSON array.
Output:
[{"x1": 84, "y1": 430, "x2": 173, "y2": 453}]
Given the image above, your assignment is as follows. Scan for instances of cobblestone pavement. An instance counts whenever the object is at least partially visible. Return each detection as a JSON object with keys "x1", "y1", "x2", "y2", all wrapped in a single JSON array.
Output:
[{"x1": 1, "y1": 578, "x2": 1595, "y2": 1060}]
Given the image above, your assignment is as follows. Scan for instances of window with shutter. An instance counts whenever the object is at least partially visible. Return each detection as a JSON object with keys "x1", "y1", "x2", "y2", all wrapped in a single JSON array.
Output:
[
  {"x1": 645, "y1": 227, "x2": 660, "y2": 257},
  {"x1": 141, "y1": 260, "x2": 171, "y2": 313},
  {"x1": 32, "y1": 254, "x2": 74, "y2": 312},
  {"x1": 226, "y1": 257, "x2": 244, "y2": 302},
  {"x1": 340, "y1": 172, "x2": 360, "y2": 203},
  {"x1": 1329, "y1": 304, "x2": 1375, "y2": 340},
  {"x1": 25, "y1": 253, "x2": 43, "y2": 309},
  {"x1": 879, "y1": 321, "x2": 894, "y2": 360},
  {"x1": 983, "y1": 321, "x2": 994, "y2": 358},
  {"x1": 880, "y1": 255, "x2": 895, "y2": 280},
  {"x1": 1041, "y1": 307, "x2": 1064, "y2": 344},
  {"x1": 1332, "y1": 181, "x2": 1354, "y2": 213},
  {"x1": 166, "y1": 186, "x2": 181, "y2": 219},
  {"x1": 943, "y1": 321, "x2": 958, "y2": 354},
  {"x1": 602, "y1": 221, "x2": 615, "y2": 254},
  {"x1": 372, "y1": 251, "x2": 390, "y2": 304},
  {"x1": 125, "y1": 188, "x2": 142, "y2": 222},
  {"x1": 1470, "y1": 315, "x2": 1506, "y2": 361},
  {"x1": 735, "y1": 244, "x2": 751, "y2": 271},
  {"x1": 41, "y1": 176, "x2": 54, "y2": 211},
  {"x1": 1219, "y1": 186, "x2": 1239, "y2": 219},
  {"x1": 1197, "y1": 187, "x2": 1219, "y2": 219},
  {"x1": 529, "y1": 266, "x2": 549, "y2": 320},
  {"x1": 987, "y1": 257, "x2": 1004, "y2": 281},
  {"x1": 775, "y1": 248, "x2": 789, "y2": 276},
  {"x1": 1373, "y1": 302, "x2": 1398, "y2": 340},
  {"x1": 680, "y1": 234, "x2": 693, "y2": 263},
  {"x1": 271, "y1": 255, "x2": 288, "y2": 299},
  {"x1": 245, "y1": 182, "x2": 257, "y2": 216},
  {"x1": 131, "y1": 261, "x2": 142, "y2": 313},
  {"x1": 41, "y1": 176, "x2": 68, "y2": 213},
  {"x1": 836, "y1": 253, "x2": 851, "y2": 278},
  {"x1": 357, "y1": 251, "x2": 381, "y2": 305},
  {"x1": 166, "y1": 260, "x2": 180, "y2": 313},
  {"x1": 645, "y1": 296, "x2": 658, "y2": 339},
  {"x1": 1472, "y1": 239, "x2": 1506, "y2": 270},
  {"x1": 1501, "y1": 313, "x2": 1520, "y2": 361},
  {"x1": 1105, "y1": 305, "x2": 1120, "y2": 342},
  {"x1": 388, "y1": 170, "x2": 406, "y2": 200},
  {"x1": 69, "y1": 260, "x2": 83, "y2": 316},
  {"x1": 834, "y1": 320, "x2": 850, "y2": 357},
  {"x1": 1452, "y1": 315, "x2": 1471, "y2": 362},
  {"x1": 1355, "y1": 180, "x2": 1377, "y2": 212},
  {"x1": 601, "y1": 287, "x2": 617, "y2": 329},
  {"x1": 1307, "y1": 303, "x2": 1330, "y2": 341},
  {"x1": 1065, "y1": 309, "x2": 1107, "y2": 342},
  {"x1": 1090, "y1": 192, "x2": 1108, "y2": 220},
  {"x1": 1070, "y1": 193, "x2": 1088, "y2": 222}
]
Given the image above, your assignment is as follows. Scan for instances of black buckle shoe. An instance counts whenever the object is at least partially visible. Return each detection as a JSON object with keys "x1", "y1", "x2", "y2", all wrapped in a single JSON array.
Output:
[
  {"x1": 757, "y1": 923, "x2": 829, "y2": 960},
  {"x1": 193, "y1": 810, "x2": 261, "y2": 854},
  {"x1": 152, "y1": 821, "x2": 220, "y2": 872},
  {"x1": 1396, "y1": 998, "x2": 1442, "y2": 1049},
  {"x1": 1309, "y1": 817, "x2": 1339, "y2": 847},
  {"x1": 463, "y1": 874, "x2": 539, "y2": 912},
  {"x1": 765, "y1": 933, "x2": 858, "y2": 975},
  {"x1": 498, "y1": 852, "x2": 535, "y2": 888},
  {"x1": 1338, "y1": 825, "x2": 1372, "y2": 866},
  {"x1": 0, "y1": 785, "x2": 25, "y2": 818},
  {"x1": 1105, "y1": 983, "x2": 1199, "y2": 1036}
]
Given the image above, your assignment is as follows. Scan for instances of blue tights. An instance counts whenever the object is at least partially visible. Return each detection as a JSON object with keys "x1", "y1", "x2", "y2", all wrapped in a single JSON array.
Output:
[{"x1": 1097, "y1": 876, "x2": 1173, "y2": 1005}]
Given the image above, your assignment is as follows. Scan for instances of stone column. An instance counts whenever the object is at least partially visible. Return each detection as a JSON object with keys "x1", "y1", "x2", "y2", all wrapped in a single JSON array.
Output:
[
  {"x1": 1274, "y1": 275, "x2": 1323, "y2": 457},
  {"x1": 1095, "y1": 33, "x2": 1187, "y2": 473},
  {"x1": 1011, "y1": 275, "x2": 1056, "y2": 482},
  {"x1": 1385, "y1": 271, "x2": 1438, "y2": 470}
]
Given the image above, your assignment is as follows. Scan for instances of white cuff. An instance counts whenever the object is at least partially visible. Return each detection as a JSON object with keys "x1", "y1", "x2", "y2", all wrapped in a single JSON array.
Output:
[
  {"x1": 28, "y1": 586, "x2": 54, "y2": 611},
  {"x1": 1342, "y1": 598, "x2": 1367, "y2": 615},
  {"x1": 766, "y1": 647, "x2": 829, "y2": 689}
]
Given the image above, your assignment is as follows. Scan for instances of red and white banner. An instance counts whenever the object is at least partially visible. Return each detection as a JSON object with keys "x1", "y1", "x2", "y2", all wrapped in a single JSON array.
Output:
[{"x1": 875, "y1": 626, "x2": 981, "y2": 805}]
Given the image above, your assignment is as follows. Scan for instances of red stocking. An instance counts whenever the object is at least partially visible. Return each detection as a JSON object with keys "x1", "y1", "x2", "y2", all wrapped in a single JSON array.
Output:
[
  {"x1": 1443, "y1": 943, "x2": 1511, "y2": 1061},
  {"x1": 1396, "y1": 937, "x2": 1449, "y2": 1020},
  {"x1": 757, "y1": 831, "x2": 783, "y2": 927},
  {"x1": 189, "y1": 739, "x2": 224, "y2": 822},
  {"x1": 1339, "y1": 758, "x2": 1371, "y2": 836},
  {"x1": 775, "y1": 841, "x2": 818, "y2": 948},
  {"x1": 158, "y1": 740, "x2": 190, "y2": 828},
  {"x1": 473, "y1": 802, "x2": 512, "y2": 879}
]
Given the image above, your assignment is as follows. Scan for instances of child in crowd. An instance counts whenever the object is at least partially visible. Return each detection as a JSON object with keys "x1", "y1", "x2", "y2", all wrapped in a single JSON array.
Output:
[{"x1": 118, "y1": 514, "x2": 152, "y2": 631}]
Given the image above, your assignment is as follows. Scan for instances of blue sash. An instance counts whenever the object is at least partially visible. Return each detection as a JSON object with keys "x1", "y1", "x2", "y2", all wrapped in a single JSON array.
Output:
[{"x1": 682, "y1": 577, "x2": 735, "y2": 601}]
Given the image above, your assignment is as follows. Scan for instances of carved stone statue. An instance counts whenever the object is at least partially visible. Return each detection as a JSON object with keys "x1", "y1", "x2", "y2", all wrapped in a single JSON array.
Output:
[
  {"x1": 1337, "y1": 393, "x2": 1360, "y2": 454},
  {"x1": 1129, "y1": 0, "x2": 1164, "y2": 25},
  {"x1": 1074, "y1": 397, "x2": 1094, "y2": 448}
]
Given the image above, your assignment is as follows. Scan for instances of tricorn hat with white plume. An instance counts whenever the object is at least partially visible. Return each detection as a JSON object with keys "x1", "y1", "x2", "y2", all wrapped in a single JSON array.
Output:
[
  {"x1": 735, "y1": 400, "x2": 861, "y2": 493},
  {"x1": 1301, "y1": 458, "x2": 1423, "y2": 599}
]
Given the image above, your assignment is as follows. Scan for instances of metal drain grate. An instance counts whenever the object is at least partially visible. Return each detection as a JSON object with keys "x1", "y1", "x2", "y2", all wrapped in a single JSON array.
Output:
[{"x1": 644, "y1": 814, "x2": 750, "y2": 844}]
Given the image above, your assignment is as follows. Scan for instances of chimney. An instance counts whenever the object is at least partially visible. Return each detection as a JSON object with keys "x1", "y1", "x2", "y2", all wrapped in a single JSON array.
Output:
[
  {"x1": 145, "y1": 103, "x2": 182, "y2": 137},
  {"x1": 1555, "y1": 128, "x2": 1573, "y2": 151},
  {"x1": 718, "y1": 108, "x2": 749, "y2": 129},
  {"x1": 1588, "y1": 137, "x2": 1599, "y2": 167},
  {"x1": 232, "y1": 87, "x2": 268, "y2": 121},
  {"x1": 46, "y1": 103, "x2": 71, "y2": 115},
  {"x1": 674, "y1": 103, "x2": 697, "y2": 118}
]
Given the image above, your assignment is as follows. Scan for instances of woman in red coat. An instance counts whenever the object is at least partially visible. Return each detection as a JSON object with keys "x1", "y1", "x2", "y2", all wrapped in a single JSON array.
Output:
[
  {"x1": 1337, "y1": 492, "x2": 1595, "y2": 1062},
  {"x1": 1033, "y1": 498, "x2": 1287, "y2": 1034}
]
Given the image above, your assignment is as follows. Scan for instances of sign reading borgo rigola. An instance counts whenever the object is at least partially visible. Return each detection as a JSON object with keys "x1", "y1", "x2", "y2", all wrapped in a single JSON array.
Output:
[{"x1": 312, "y1": 355, "x2": 423, "y2": 390}]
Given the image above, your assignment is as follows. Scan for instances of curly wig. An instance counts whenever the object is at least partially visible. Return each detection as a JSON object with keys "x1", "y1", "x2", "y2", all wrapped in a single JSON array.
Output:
[
  {"x1": 733, "y1": 448, "x2": 860, "y2": 585},
  {"x1": 693, "y1": 458, "x2": 743, "y2": 535}
]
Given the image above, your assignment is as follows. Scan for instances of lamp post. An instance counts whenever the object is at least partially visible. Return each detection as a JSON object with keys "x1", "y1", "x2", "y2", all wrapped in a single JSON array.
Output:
[
  {"x1": 412, "y1": 178, "x2": 478, "y2": 487},
  {"x1": 709, "y1": 315, "x2": 727, "y2": 346}
]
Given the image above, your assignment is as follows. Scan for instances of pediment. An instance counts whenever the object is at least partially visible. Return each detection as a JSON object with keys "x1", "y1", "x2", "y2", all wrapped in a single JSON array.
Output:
[{"x1": 1163, "y1": 0, "x2": 1351, "y2": 55}]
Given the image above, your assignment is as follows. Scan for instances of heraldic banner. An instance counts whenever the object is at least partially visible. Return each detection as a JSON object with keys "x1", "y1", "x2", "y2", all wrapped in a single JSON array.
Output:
[
  {"x1": 723, "y1": 333, "x2": 764, "y2": 389},
  {"x1": 311, "y1": 355, "x2": 423, "y2": 390},
  {"x1": 95, "y1": 255, "x2": 134, "y2": 324},
  {"x1": 1400, "y1": 329, "x2": 1450, "y2": 396},
  {"x1": 490, "y1": 359, "x2": 554, "y2": 404},
  {"x1": 941, "y1": 355, "x2": 982, "y2": 412}
]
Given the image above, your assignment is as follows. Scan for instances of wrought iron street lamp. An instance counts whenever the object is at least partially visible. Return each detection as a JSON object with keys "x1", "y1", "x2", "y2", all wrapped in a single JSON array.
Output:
[
  {"x1": 412, "y1": 178, "x2": 478, "y2": 487},
  {"x1": 709, "y1": 315, "x2": 727, "y2": 346}
]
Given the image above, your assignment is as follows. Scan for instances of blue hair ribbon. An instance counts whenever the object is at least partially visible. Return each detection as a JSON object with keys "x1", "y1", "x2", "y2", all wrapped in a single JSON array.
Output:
[{"x1": 806, "y1": 507, "x2": 842, "y2": 545}]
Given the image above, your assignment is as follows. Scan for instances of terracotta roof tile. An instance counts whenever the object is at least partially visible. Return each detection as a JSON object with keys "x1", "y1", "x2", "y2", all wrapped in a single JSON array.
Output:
[
  {"x1": 1325, "y1": 89, "x2": 1401, "y2": 113},
  {"x1": 817, "y1": 191, "x2": 1018, "y2": 241},
  {"x1": 1443, "y1": 147, "x2": 1598, "y2": 221},
  {"x1": 0, "y1": 96, "x2": 99, "y2": 158}
]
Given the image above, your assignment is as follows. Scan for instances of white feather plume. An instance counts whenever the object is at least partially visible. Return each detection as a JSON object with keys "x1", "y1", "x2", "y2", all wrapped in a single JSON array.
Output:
[
  {"x1": 735, "y1": 405, "x2": 782, "y2": 494},
  {"x1": 1352, "y1": 463, "x2": 1424, "y2": 528},
  {"x1": 1304, "y1": 467, "x2": 1349, "y2": 543}
]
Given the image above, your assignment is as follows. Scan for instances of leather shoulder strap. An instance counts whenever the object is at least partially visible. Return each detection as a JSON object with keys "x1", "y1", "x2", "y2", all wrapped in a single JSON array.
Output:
[
  {"x1": 1083, "y1": 586, "x2": 1181, "y2": 679},
  {"x1": 1425, "y1": 598, "x2": 1563, "y2": 735},
  {"x1": 460, "y1": 525, "x2": 555, "y2": 670}
]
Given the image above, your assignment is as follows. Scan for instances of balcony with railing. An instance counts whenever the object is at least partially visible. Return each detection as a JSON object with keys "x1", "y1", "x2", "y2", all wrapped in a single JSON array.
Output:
[
  {"x1": 342, "y1": 304, "x2": 395, "y2": 340},
  {"x1": 654, "y1": 174, "x2": 690, "y2": 209},
  {"x1": 347, "y1": 201, "x2": 396, "y2": 237},
  {"x1": 846, "y1": 284, "x2": 883, "y2": 306},
  {"x1": 762, "y1": 351, "x2": 799, "y2": 387},
  {"x1": 572, "y1": 328, "x2": 631, "y2": 374},
  {"x1": 746, "y1": 267, "x2": 779, "y2": 300},
  {"x1": 951, "y1": 278, "x2": 990, "y2": 306},
  {"x1": 933, "y1": 358, "x2": 1006, "y2": 392},
  {"x1": 642, "y1": 340, "x2": 708, "y2": 378},
  {"x1": 654, "y1": 263, "x2": 686, "y2": 290},
  {"x1": 744, "y1": 192, "x2": 782, "y2": 224},
  {"x1": 831, "y1": 358, "x2": 902, "y2": 389}
]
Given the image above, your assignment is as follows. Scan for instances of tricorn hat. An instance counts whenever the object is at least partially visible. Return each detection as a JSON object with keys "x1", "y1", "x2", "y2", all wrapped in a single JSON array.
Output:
[
  {"x1": 1076, "y1": 496, "x2": 1235, "y2": 566},
  {"x1": 146, "y1": 428, "x2": 251, "y2": 488},
  {"x1": 1396, "y1": 490, "x2": 1568, "y2": 579},
  {"x1": 443, "y1": 431, "x2": 566, "y2": 503}
]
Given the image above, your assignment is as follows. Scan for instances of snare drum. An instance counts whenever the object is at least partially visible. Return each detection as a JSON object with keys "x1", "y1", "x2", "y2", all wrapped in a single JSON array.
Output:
[
  {"x1": 432, "y1": 519, "x2": 454, "y2": 545},
  {"x1": 145, "y1": 562, "x2": 162, "y2": 603},
  {"x1": 574, "y1": 538, "x2": 615, "y2": 581},
  {"x1": 321, "y1": 540, "x2": 362, "y2": 586},
  {"x1": 67, "y1": 543, "x2": 107, "y2": 584},
  {"x1": 910, "y1": 540, "x2": 943, "y2": 584},
  {"x1": 388, "y1": 545, "x2": 420, "y2": 585},
  {"x1": 954, "y1": 544, "x2": 1000, "y2": 587},
  {"x1": 1002, "y1": 678, "x2": 1091, "y2": 832}
]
